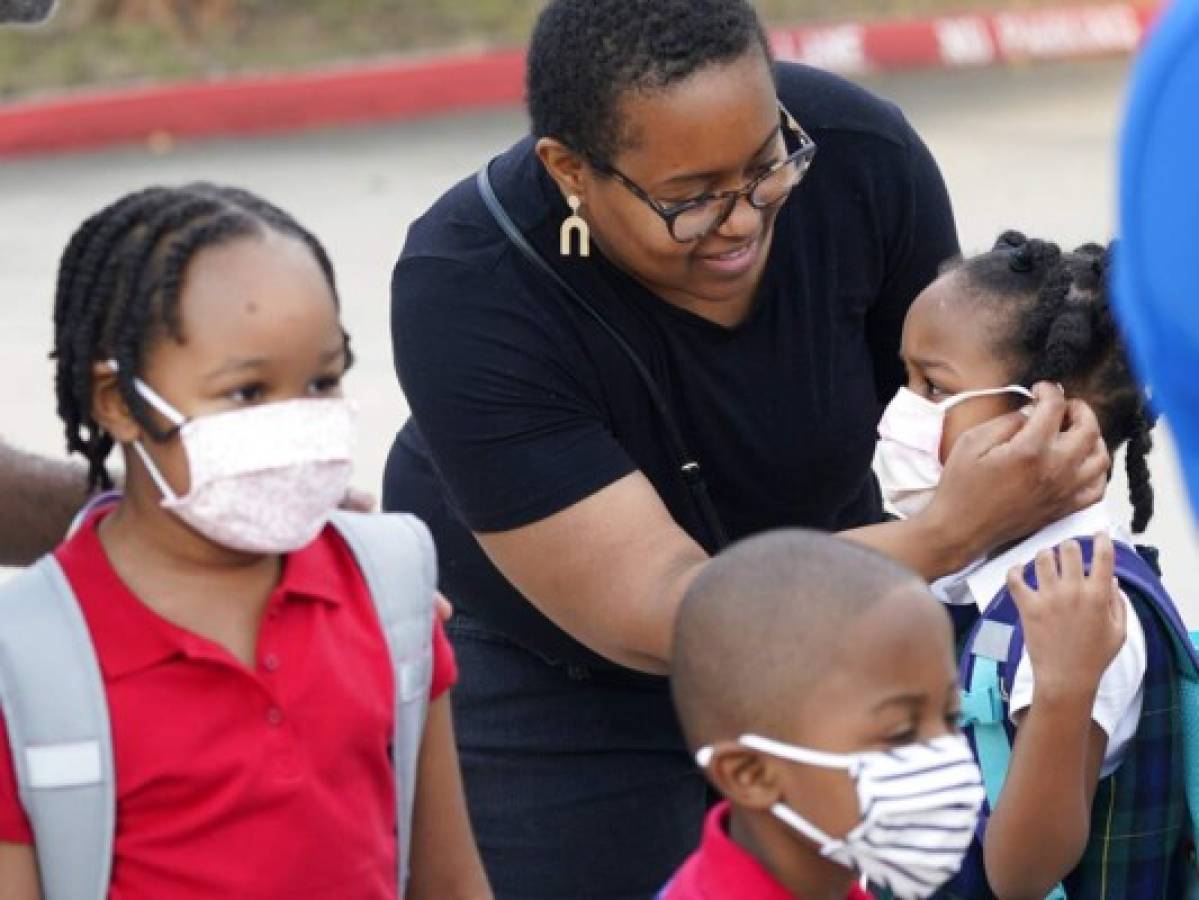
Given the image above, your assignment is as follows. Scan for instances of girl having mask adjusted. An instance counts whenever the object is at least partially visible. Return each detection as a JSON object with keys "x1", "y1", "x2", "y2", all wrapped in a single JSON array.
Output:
[
  {"x1": 875, "y1": 232, "x2": 1191, "y2": 898},
  {"x1": 0, "y1": 185, "x2": 489, "y2": 900}
]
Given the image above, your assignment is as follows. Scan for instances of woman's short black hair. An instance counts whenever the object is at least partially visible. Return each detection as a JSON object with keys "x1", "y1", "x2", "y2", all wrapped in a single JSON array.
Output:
[
  {"x1": 51, "y1": 183, "x2": 349, "y2": 493},
  {"x1": 527, "y1": 0, "x2": 772, "y2": 169}
]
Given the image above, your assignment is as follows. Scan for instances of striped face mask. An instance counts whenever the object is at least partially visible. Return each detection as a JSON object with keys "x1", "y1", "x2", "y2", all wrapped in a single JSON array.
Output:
[{"x1": 697, "y1": 733, "x2": 984, "y2": 899}]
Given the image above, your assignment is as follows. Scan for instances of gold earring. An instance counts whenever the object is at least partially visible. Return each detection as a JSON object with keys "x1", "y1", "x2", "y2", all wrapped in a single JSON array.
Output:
[{"x1": 560, "y1": 195, "x2": 591, "y2": 258}]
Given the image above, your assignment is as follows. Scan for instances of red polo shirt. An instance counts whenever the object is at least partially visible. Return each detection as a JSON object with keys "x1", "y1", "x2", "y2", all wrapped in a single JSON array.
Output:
[
  {"x1": 661, "y1": 802, "x2": 874, "y2": 900},
  {"x1": 0, "y1": 510, "x2": 456, "y2": 899}
]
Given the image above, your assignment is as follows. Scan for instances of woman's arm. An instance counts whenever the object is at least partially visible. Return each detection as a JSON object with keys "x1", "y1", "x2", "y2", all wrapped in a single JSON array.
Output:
[
  {"x1": 0, "y1": 439, "x2": 89, "y2": 567},
  {"x1": 478, "y1": 471, "x2": 707, "y2": 675},
  {"x1": 479, "y1": 385, "x2": 1108, "y2": 674},
  {"x1": 405, "y1": 695, "x2": 491, "y2": 900},
  {"x1": 0, "y1": 843, "x2": 40, "y2": 900}
]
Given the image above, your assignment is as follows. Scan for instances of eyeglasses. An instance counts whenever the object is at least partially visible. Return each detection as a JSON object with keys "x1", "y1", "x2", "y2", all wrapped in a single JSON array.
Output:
[{"x1": 597, "y1": 102, "x2": 817, "y2": 244}]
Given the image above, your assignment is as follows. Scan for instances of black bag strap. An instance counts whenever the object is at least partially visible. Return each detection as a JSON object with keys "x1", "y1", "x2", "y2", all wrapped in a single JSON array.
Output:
[{"x1": 476, "y1": 161, "x2": 728, "y2": 551}]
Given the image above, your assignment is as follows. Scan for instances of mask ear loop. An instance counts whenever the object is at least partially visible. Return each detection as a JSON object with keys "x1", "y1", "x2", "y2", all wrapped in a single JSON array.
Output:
[
  {"x1": 769, "y1": 802, "x2": 846, "y2": 857},
  {"x1": 107, "y1": 359, "x2": 188, "y2": 429},
  {"x1": 695, "y1": 739, "x2": 851, "y2": 856},
  {"x1": 107, "y1": 360, "x2": 188, "y2": 504},
  {"x1": 131, "y1": 442, "x2": 182, "y2": 504},
  {"x1": 734, "y1": 734, "x2": 859, "y2": 856},
  {"x1": 737, "y1": 734, "x2": 860, "y2": 774},
  {"x1": 939, "y1": 384, "x2": 1036, "y2": 412},
  {"x1": 696, "y1": 738, "x2": 857, "y2": 773}
]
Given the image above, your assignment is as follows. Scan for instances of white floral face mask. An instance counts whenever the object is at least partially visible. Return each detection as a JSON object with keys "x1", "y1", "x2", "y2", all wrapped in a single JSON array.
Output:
[
  {"x1": 873, "y1": 385, "x2": 1034, "y2": 518},
  {"x1": 118, "y1": 365, "x2": 356, "y2": 554}
]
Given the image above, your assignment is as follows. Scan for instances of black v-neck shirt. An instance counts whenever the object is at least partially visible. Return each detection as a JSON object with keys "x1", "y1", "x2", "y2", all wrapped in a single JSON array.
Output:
[{"x1": 384, "y1": 63, "x2": 960, "y2": 668}]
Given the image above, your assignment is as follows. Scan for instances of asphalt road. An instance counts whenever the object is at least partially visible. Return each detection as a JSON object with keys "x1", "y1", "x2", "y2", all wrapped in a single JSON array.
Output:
[{"x1": 4, "y1": 58, "x2": 1197, "y2": 616}]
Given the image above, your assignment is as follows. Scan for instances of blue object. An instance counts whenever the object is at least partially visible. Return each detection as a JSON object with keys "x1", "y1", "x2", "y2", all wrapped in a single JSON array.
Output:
[
  {"x1": 1116, "y1": 0, "x2": 1199, "y2": 517},
  {"x1": 962, "y1": 655, "x2": 1065, "y2": 899},
  {"x1": 961, "y1": 663, "x2": 1020, "y2": 834}
]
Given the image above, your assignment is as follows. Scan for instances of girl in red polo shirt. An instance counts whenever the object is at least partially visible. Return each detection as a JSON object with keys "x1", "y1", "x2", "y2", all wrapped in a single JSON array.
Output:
[{"x1": 0, "y1": 185, "x2": 490, "y2": 900}]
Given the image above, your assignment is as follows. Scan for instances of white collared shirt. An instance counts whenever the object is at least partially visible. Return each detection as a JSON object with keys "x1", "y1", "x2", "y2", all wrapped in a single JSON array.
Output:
[{"x1": 932, "y1": 501, "x2": 1147, "y2": 777}]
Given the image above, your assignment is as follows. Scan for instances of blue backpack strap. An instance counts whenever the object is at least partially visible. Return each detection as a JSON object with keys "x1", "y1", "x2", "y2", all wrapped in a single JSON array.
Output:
[
  {"x1": 959, "y1": 537, "x2": 1199, "y2": 900},
  {"x1": 959, "y1": 539, "x2": 1163, "y2": 900},
  {"x1": 960, "y1": 617, "x2": 1016, "y2": 812},
  {"x1": 946, "y1": 602, "x2": 981, "y2": 661},
  {"x1": 960, "y1": 603, "x2": 1067, "y2": 900}
]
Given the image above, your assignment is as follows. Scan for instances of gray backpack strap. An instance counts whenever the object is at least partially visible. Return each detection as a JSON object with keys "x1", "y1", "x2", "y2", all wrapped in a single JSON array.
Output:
[
  {"x1": 0, "y1": 556, "x2": 114, "y2": 900},
  {"x1": 329, "y1": 511, "x2": 436, "y2": 895}
]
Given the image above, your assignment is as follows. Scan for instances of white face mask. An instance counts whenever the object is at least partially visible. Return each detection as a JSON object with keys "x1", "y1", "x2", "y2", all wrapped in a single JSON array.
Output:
[
  {"x1": 697, "y1": 733, "x2": 984, "y2": 900},
  {"x1": 122, "y1": 370, "x2": 356, "y2": 554},
  {"x1": 873, "y1": 385, "x2": 1034, "y2": 518}
]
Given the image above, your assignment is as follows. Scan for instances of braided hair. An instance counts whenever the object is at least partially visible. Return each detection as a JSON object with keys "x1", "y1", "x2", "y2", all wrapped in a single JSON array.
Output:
[
  {"x1": 527, "y1": 0, "x2": 772, "y2": 169},
  {"x1": 51, "y1": 183, "x2": 348, "y2": 493},
  {"x1": 953, "y1": 230, "x2": 1156, "y2": 532}
]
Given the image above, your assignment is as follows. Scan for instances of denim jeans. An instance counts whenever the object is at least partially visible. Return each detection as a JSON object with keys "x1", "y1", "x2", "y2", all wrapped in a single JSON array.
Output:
[{"x1": 446, "y1": 616, "x2": 707, "y2": 900}]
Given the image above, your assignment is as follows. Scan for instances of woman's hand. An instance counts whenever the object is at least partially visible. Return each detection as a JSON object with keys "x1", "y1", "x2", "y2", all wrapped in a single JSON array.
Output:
[{"x1": 920, "y1": 383, "x2": 1110, "y2": 570}]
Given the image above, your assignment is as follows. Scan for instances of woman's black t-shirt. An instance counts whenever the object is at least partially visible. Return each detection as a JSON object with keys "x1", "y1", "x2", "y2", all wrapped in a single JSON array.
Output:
[{"x1": 384, "y1": 63, "x2": 960, "y2": 668}]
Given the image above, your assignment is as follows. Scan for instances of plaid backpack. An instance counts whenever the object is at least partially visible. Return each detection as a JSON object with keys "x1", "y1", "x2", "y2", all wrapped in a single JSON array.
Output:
[{"x1": 934, "y1": 538, "x2": 1199, "y2": 899}]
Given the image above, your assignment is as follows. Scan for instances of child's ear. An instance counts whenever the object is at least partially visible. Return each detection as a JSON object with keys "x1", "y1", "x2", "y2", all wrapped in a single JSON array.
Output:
[
  {"x1": 90, "y1": 362, "x2": 140, "y2": 444},
  {"x1": 706, "y1": 743, "x2": 785, "y2": 811}
]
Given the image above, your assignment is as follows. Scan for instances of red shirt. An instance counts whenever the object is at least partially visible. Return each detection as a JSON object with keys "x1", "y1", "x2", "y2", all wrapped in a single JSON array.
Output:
[
  {"x1": 0, "y1": 510, "x2": 456, "y2": 899},
  {"x1": 661, "y1": 802, "x2": 874, "y2": 900}
]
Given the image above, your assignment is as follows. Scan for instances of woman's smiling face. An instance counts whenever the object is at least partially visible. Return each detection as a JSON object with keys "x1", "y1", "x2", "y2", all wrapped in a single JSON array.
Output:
[{"x1": 540, "y1": 48, "x2": 789, "y2": 325}]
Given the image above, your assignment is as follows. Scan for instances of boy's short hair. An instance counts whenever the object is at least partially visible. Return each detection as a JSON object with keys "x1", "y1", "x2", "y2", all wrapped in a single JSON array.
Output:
[{"x1": 671, "y1": 530, "x2": 927, "y2": 752}]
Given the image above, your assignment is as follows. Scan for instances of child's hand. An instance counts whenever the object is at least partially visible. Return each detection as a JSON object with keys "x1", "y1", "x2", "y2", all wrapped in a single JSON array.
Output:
[{"x1": 1006, "y1": 532, "x2": 1126, "y2": 700}]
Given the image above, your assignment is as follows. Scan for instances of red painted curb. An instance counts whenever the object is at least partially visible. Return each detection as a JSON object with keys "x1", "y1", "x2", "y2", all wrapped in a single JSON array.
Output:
[
  {"x1": 0, "y1": 48, "x2": 526, "y2": 157},
  {"x1": 0, "y1": 3, "x2": 1161, "y2": 158}
]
